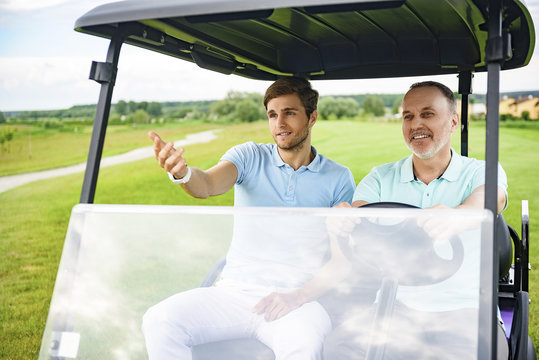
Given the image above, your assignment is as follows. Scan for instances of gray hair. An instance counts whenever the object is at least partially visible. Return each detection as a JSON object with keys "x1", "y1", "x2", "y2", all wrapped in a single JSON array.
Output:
[{"x1": 408, "y1": 81, "x2": 457, "y2": 113}]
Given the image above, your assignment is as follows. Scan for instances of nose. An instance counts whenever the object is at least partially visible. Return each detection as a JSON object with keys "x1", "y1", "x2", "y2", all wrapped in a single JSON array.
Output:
[
  {"x1": 408, "y1": 114, "x2": 425, "y2": 129},
  {"x1": 276, "y1": 114, "x2": 286, "y2": 126}
]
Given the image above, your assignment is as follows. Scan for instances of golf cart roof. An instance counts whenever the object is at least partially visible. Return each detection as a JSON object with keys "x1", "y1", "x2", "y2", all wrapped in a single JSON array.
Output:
[{"x1": 74, "y1": 0, "x2": 535, "y2": 81}]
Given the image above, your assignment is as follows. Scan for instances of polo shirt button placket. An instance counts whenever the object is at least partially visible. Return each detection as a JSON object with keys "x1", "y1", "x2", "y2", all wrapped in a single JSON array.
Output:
[
  {"x1": 288, "y1": 173, "x2": 296, "y2": 194},
  {"x1": 422, "y1": 182, "x2": 434, "y2": 207},
  {"x1": 285, "y1": 169, "x2": 297, "y2": 201}
]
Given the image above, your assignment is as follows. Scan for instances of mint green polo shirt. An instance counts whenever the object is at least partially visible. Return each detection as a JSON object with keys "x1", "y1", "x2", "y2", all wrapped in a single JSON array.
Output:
[
  {"x1": 353, "y1": 148, "x2": 508, "y2": 325},
  {"x1": 353, "y1": 148, "x2": 508, "y2": 208}
]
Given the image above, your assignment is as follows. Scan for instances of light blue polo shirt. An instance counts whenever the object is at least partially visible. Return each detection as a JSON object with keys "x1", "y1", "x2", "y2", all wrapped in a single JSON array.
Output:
[
  {"x1": 218, "y1": 141, "x2": 355, "y2": 288},
  {"x1": 222, "y1": 141, "x2": 355, "y2": 207},
  {"x1": 353, "y1": 148, "x2": 508, "y2": 208}
]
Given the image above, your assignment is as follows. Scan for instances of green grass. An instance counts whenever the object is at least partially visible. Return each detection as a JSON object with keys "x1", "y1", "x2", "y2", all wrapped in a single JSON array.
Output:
[
  {"x1": 0, "y1": 122, "x2": 219, "y2": 177},
  {"x1": 1, "y1": 120, "x2": 538, "y2": 358}
]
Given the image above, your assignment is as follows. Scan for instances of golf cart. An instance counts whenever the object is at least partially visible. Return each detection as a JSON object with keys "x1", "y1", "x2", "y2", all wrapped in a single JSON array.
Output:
[{"x1": 39, "y1": 0, "x2": 535, "y2": 359}]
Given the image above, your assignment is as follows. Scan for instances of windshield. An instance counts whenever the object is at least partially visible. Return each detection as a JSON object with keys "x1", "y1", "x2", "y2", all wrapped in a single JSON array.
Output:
[{"x1": 39, "y1": 204, "x2": 493, "y2": 359}]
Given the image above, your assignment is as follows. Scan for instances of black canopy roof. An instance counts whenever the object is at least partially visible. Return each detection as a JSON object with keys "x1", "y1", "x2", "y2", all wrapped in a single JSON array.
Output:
[{"x1": 75, "y1": 0, "x2": 535, "y2": 81}]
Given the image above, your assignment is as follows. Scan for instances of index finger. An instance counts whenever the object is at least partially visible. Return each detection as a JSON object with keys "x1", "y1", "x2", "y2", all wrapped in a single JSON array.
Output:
[
  {"x1": 150, "y1": 132, "x2": 171, "y2": 158},
  {"x1": 148, "y1": 131, "x2": 166, "y2": 146}
]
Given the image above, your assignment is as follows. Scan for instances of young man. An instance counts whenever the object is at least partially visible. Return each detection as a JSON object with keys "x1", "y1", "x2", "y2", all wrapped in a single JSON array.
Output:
[
  {"x1": 332, "y1": 81, "x2": 508, "y2": 359},
  {"x1": 142, "y1": 77, "x2": 355, "y2": 359}
]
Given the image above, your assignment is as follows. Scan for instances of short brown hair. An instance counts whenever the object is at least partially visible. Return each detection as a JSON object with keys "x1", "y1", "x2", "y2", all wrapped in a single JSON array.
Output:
[
  {"x1": 408, "y1": 81, "x2": 457, "y2": 113},
  {"x1": 264, "y1": 77, "x2": 319, "y2": 117}
]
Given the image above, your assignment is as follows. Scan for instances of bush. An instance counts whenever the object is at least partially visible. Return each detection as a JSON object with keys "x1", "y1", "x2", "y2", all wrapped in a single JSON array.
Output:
[
  {"x1": 128, "y1": 109, "x2": 150, "y2": 124},
  {"x1": 318, "y1": 97, "x2": 359, "y2": 119},
  {"x1": 500, "y1": 113, "x2": 516, "y2": 121},
  {"x1": 41, "y1": 118, "x2": 64, "y2": 129},
  {"x1": 210, "y1": 91, "x2": 265, "y2": 122},
  {"x1": 0, "y1": 126, "x2": 17, "y2": 152},
  {"x1": 391, "y1": 98, "x2": 402, "y2": 115},
  {"x1": 363, "y1": 96, "x2": 386, "y2": 116}
]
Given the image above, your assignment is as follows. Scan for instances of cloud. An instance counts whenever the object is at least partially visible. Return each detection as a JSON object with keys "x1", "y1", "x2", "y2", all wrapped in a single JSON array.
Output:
[
  {"x1": 0, "y1": 57, "x2": 89, "y2": 88},
  {"x1": 0, "y1": 1, "x2": 537, "y2": 111},
  {"x1": 0, "y1": 0, "x2": 69, "y2": 11},
  {"x1": 0, "y1": 50, "x2": 271, "y2": 111},
  {"x1": 0, "y1": 56, "x2": 100, "y2": 110}
]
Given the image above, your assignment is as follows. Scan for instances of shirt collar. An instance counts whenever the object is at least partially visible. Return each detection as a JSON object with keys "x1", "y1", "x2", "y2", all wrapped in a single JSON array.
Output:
[
  {"x1": 400, "y1": 148, "x2": 461, "y2": 183},
  {"x1": 271, "y1": 144, "x2": 320, "y2": 172},
  {"x1": 400, "y1": 155, "x2": 415, "y2": 182},
  {"x1": 440, "y1": 148, "x2": 461, "y2": 182}
]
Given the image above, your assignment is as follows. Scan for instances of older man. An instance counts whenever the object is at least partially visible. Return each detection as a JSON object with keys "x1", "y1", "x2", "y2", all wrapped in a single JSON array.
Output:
[
  {"x1": 352, "y1": 80, "x2": 507, "y2": 212},
  {"x1": 333, "y1": 81, "x2": 509, "y2": 359}
]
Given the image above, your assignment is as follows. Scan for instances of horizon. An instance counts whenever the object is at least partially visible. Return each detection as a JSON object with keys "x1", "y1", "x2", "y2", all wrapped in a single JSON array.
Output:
[{"x1": 4, "y1": 89, "x2": 539, "y2": 114}]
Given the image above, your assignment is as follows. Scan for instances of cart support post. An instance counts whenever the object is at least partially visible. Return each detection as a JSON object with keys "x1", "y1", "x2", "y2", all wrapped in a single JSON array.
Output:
[
  {"x1": 458, "y1": 71, "x2": 473, "y2": 157},
  {"x1": 484, "y1": 0, "x2": 506, "y2": 358},
  {"x1": 80, "y1": 30, "x2": 125, "y2": 204}
]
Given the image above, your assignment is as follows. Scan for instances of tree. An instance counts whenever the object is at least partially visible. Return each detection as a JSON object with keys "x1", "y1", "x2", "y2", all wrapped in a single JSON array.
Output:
[
  {"x1": 211, "y1": 91, "x2": 265, "y2": 122},
  {"x1": 147, "y1": 102, "x2": 162, "y2": 117},
  {"x1": 391, "y1": 98, "x2": 401, "y2": 115},
  {"x1": 335, "y1": 98, "x2": 359, "y2": 118},
  {"x1": 128, "y1": 101, "x2": 138, "y2": 114},
  {"x1": 175, "y1": 107, "x2": 193, "y2": 119},
  {"x1": 363, "y1": 96, "x2": 386, "y2": 116},
  {"x1": 211, "y1": 96, "x2": 236, "y2": 118},
  {"x1": 318, "y1": 96, "x2": 339, "y2": 120},
  {"x1": 116, "y1": 100, "x2": 128, "y2": 115},
  {"x1": 137, "y1": 101, "x2": 148, "y2": 111},
  {"x1": 235, "y1": 98, "x2": 262, "y2": 122},
  {"x1": 521, "y1": 111, "x2": 530, "y2": 120},
  {"x1": 0, "y1": 126, "x2": 16, "y2": 152},
  {"x1": 318, "y1": 97, "x2": 359, "y2": 119},
  {"x1": 130, "y1": 109, "x2": 150, "y2": 124},
  {"x1": 0, "y1": 111, "x2": 5, "y2": 123}
]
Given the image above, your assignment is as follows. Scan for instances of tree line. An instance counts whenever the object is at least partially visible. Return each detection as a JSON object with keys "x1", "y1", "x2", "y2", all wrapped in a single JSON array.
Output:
[{"x1": 1, "y1": 92, "x2": 403, "y2": 127}]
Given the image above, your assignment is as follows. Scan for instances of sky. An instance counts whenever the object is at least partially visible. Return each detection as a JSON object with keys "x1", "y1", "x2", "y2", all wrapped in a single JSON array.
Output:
[{"x1": 0, "y1": 0, "x2": 538, "y2": 112}]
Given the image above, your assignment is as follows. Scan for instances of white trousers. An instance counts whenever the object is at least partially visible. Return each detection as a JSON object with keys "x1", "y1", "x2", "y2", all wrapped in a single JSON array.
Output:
[{"x1": 142, "y1": 285, "x2": 331, "y2": 360}]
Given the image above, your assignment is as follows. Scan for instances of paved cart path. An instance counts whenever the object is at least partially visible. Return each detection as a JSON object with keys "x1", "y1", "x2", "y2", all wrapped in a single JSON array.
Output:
[{"x1": 0, "y1": 129, "x2": 221, "y2": 194}]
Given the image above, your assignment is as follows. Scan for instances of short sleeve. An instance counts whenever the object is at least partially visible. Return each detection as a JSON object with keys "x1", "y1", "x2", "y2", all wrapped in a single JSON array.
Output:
[
  {"x1": 467, "y1": 161, "x2": 509, "y2": 211},
  {"x1": 497, "y1": 163, "x2": 509, "y2": 210},
  {"x1": 353, "y1": 170, "x2": 382, "y2": 203},
  {"x1": 332, "y1": 169, "x2": 356, "y2": 206},
  {"x1": 220, "y1": 142, "x2": 257, "y2": 184}
]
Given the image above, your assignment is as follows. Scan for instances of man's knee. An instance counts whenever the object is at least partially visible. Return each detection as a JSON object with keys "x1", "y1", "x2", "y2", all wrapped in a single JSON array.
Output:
[
  {"x1": 271, "y1": 323, "x2": 327, "y2": 360},
  {"x1": 141, "y1": 304, "x2": 164, "y2": 336},
  {"x1": 142, "y1": 302, "x2": 190, "y2": 342},
  {"x1": 270, "y1": 302, "x2": 330, "y2": 359},
  {"x1": 272, "y1": 335, "x2": 324, "y2": 360}
]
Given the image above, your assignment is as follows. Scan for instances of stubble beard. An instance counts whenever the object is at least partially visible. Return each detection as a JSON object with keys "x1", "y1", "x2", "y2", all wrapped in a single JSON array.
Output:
[
  {"x1": 275, "y1": 124, "x2": 310, "y2": 152},
  {"x1": 406, "y1": 131, "x2": 451, "y2": 160}
]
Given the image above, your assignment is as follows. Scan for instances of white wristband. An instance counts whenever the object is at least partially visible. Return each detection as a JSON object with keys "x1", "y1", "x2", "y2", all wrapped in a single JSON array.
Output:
[{"x1": 168, "y1": 166, "x2": 192, "y2": 184}]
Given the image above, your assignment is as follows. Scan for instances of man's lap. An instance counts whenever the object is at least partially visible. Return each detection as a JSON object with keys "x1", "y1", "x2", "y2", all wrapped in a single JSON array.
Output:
[{"x1": 146, "y1": 285, "x2": 331, "y2": 348}]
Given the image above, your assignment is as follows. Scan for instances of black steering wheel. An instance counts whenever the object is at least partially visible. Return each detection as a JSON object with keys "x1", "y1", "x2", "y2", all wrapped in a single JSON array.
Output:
[{"x1": 339, "y1": 202, "x2": 465, "y2": 286}]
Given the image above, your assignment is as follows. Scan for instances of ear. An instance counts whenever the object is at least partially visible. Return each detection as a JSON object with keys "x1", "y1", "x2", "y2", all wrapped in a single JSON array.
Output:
[
  {"x1": 309, "y1": 110, "x2": 318, "y2": 128},
  {"x1": 450, "y1": 112, "x2": 459, "y2": 133}
]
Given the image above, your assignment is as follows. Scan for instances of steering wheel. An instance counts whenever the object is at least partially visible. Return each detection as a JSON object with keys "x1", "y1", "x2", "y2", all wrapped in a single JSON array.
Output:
[{"x1": 339, "y1": 202, "x2": 465, "y2": 286}]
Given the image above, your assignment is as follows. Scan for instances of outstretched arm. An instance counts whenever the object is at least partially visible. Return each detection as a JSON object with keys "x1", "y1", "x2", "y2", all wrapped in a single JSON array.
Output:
[{"x1": 149, "y1": 131, "x2": 238, "y2": 198}]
